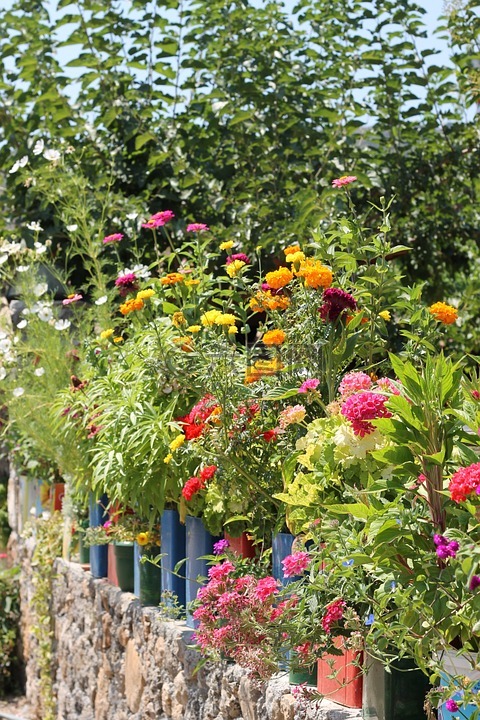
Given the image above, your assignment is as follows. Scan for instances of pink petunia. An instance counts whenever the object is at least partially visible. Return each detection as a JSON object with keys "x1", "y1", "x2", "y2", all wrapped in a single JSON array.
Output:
[
  {"x1": 186, "y1": 223, "x2": 209, "y2": 233},
  {"x1": 332, "y1": 175, "x2": 357, "y2": 188},
  {"x1": 103, "y1": 233, "x2": 123, "y2": 244}
]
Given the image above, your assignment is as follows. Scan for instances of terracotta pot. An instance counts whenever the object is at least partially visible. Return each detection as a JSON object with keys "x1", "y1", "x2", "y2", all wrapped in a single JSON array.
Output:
[
  {"x1": 224, "y1": 531, "x2": 256, "y2": 559},
  {"x1": 317, "y1": 637, "x2": 363, "y2": 708}
]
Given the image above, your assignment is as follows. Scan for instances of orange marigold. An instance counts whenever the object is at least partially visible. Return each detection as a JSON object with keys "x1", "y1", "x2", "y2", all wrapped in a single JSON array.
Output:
[
  {"x1": 429, "y1": 302, "x2": 458, "y2": 325},
  {"x1": 119, "y1": 298, "x2": 145, "y2": 315},
  {"x1": 249, "y1": 291, "x2": 290, "y2": 313},
  {"x1": 173, "y1": 336, "x2": 194, "y2": 352},
  {"x1": 284, "y1": 245, "x2": 301, "y2": 256},
  {"x1": 160, "y1": 272, "x2": 184, "y2": 286},
  {"x1": 296, "y1": 259, "x2": 333, "y2": 289},
  {"x1": 265, "y1": 267, "x2": 294, "y2": 290},
  {"x1": 262, "y1": 329, "x2": 286, "y2": 346}
]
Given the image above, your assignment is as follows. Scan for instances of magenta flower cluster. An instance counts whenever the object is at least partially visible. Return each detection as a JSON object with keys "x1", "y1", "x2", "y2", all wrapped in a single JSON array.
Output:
[
  {"x1": 103, "y1": 233, "x2": 123, "y2": 244},
  {"x1": 341, "y1": 391, "x2": 392, "y2": 436},
  {"x1": 226, "y1": 252, "x2": 251, "y2": 266},
  {"x1": 433, "y1": 534, "x2": 459, "y2": 560},
  {"x1": 141, "y1": 210, "x2": 175, "y2": 229},
  {"x1": 298, "y1": 378, "x2": 320, "y2": 394},
  {"x1": 193, "y1": 560, "x2": 295, "y2": 678},
  {"x1": 281, "y1": 551, "x2": 311, "y2": 578},
  {"x1": 115, "y1": 272, "x2": 138, "y2": 296}
]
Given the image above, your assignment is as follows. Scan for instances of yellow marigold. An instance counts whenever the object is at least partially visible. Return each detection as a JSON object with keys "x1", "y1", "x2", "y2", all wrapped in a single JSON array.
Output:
[
  {"x1": 262, "y1": 329, "x2": 286, "y2": 346},
  {"x1": 296, "y1": 259, "x2": 333, "y2": 290},
  {"x1": 100, "y1": 328, "x2": 114, "y2": 340},
  {"x1": 173, "y1": 336, "x2": 193, "y2": 351},
  {"x1": 226, "y1": 260, "x2": 246, "y2": 278},
  {"x1": 201, "y1": 309, "x2": 222, "y2": 327},
  {"x1": 172, "y1": 311, "x2": 186, "y2": 327},
  {"x1": 163, "y1": 453, "x2": 173, "y2": 464},
  {"x1": 187, "y1": 325, "x2": 202, "y2": 333},
  {"x1": 284, "y1": 245, "x2": 301, "y2": 256},
  {"x1": 429, "y1": 302, "x2": 458, "y2": 325},
  {"x1": 160, "y1": 273, "x2": 184, "y2": 286},
  {"x1": 285, "y1": 251, "x2": 306, "y2": 265},
  {"x1": 249, "y1": 291, "x2": 290, "y2": 313},
  {"x1": 220, "y1": 241, "x2": 234, "y2": 250},
  {"x1": 265, "y1": 267, "x2": 293, "y2": 290},
  {"x1": 170, "y1": 434, "x2": 185, "y2": 452},
  {"x1": 215, "y1": 313, "x2": 238, "y2": 327},
  {"x1": 113, "y1": 336, "x2": 124, "y2": 343},
  {"x1": 137, "y1": 288, "x2": 156, "y2": 300},
  {"x1": 228, "y1": 326, "x2": 238, "y2": 335},
  {"x1": 136, "y1": 532, "x2": 149, "y2": 546},
  {"x1": 184, "y1": 279, "x2": 200, "y2": 287},
  {"x1": 119, "y1": 298, "x2": 144, "y2": 315},
  {"x1": 378, "y1": 310, "x2": 391, "y2": 322}
]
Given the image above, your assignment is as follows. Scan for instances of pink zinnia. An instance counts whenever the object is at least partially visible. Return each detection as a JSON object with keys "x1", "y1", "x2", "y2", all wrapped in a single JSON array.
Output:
[
  {"x1": 255, "y1": 576, "x2": 279, "y2": 601},
  {"x1": 115, "y1": 272, "x2": 138, "y2": 296},
  {"x1": 186, "y1": 223, "x2": 209, "y2": 233},
  {"x1": 282, "y1": 551, "x2": 311, "y2": 578},
  {"x1": 298, "y1": 378, "x2": 320, "y2": 394},
  {"x1": 338, "y1": 371, "x2": 372, "y2": 398},
  {"x1": 141, "y1": 210, "x2": 175, "y2": 229},
  {"x1": 449, "y1": 462, "x2": 480, "y2": 503},
  {"x1": 103, "y1": 233, "x2": 123, "y2": 244},
  {"x1": 332, "y1": 175, "x2": 357, "y2": 188},
  {"x1": 341, "y1": 391, "x2": 392, "y2": 436},
  {"x1": 226, "y1": 253, "x2": 251, "y2": 266},
  {"x1": 62, "y1": 293, "x2": 83, "y2": 306}
]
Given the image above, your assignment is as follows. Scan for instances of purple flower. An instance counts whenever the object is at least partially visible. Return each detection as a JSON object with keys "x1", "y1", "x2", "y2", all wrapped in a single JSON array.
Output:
[
  {"x1": 434, "y1": 534, "x2": 459, "y2": 559},
  {"x1": 213, "y1": 539, "x2": 230, "y2": 555},
  {"x1": 445, "y1": 699, "x2": 459, "y2": 712},
  {"x1": 469, "y1": 575, "x2": 480, "y2": 591}
]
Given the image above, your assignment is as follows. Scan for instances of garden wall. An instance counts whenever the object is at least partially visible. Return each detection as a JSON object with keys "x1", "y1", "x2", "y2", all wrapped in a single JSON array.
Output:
[{"x1": 17, "y1": 549, "x2": 362, "y2": 720}]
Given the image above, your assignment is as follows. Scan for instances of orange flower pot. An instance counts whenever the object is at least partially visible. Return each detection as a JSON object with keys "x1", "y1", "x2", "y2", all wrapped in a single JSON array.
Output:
[
  {"x1": 317, "y1": 637, "x2": 363, "y2": 708},
  {"x1": 224, "y1": 532, "x2": 256, "y2": 559}
]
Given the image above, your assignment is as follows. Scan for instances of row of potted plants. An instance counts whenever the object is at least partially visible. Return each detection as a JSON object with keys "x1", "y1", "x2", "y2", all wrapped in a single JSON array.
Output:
[{"x1": 0, "y1": 159, "x2": 479, "y2": 718}]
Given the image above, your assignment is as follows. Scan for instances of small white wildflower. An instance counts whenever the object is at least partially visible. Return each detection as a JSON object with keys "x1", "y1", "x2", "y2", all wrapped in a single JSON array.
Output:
[
  {"x1": 34, "y1": 367, "x2": 46, "y2": 376},
  {"x1": 17, "y1": 319, "x2": 28, "y2": 329},
  {"x1": 9, "y1": 156, "x2": 28, "y2": 174},
  {"x1": 16, "y1": 265, "x2": 30, "y2": 273},
  {"x1": 131, "y1": 264, "x2": 151, "y2": 280},
  {"x1": 0, "y1": 368, "x2": 6, "y2": 380},
  {"x1": 43, "y1": 148, "x2": 61, "y2": 163},
  {"x1": 94, "y1": 295, "x2": 108, "y2": 306},
  {"x1": 33, "y1": 282, "x2": 48, "y2": 297},
  {"x1": 0, "y1": 255, "x2": 8, "y2": 265},
  {"x1": 13, "y1": 387, "x2": 25, "y2": 397},
  {"x1": 34, "y1": 242, "x2": 47, "y2": 255},
  {"x1": 126, "y1": 212, "x2": 138, "y2": 220},
  {"x1": 38, "y1": 307, "x2": 53, "y2": 322},
  {"x1": 66, "y1": 224, "x2": 78, "y2": 232},
  {"x1": 0, "y1": 338, "x2": 11, "y2": 354},
  {"x1": 33, "y1": 139, "x2": 45, "y2": 155},
  {"x1": 26, "y1": 221, "x2": 43, "y2": 232},
  {"x1": 54, "y1": 319, "x2": 71, "y2": 331}
]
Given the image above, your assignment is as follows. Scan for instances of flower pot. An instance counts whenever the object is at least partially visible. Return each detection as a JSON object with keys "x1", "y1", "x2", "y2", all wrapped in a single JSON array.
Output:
[
  {"x1": 317, "y1": 637, "x2": 363, "y2": 709},
  {"x1": 363, "y1": 656, "x2": 430, "y2": 720},
  {"x1": 438, "y1": 650, "x2": 480, "y2": 720},
  {"x1": 185, "y1": 516, "x2": 220, "y2": 628},
  {"x1": 113, "y1": 542, "x2": 135, "y2": 592},
  {"x1": 88, "y1": 493, "x2": 109, "y2": 579},
  {"x1": 133, "y1": 542, "x2": 141, "y2": 596},
  {"x1": 51, "y1": 482, "x2": 65, "y2": 512},
  {"x1": 272, "y1": 532, "x2": 297, "y2": 586},
  {"x1": 289, "y1": 655, "x2": 318, "y2": 686},
  {"x1": 139, "y1": 546, "x2": 162, "y2": 606},
  {"x1": 224, "y1": 531, "x2": 256, "y2": 559},
  {"x1": 107, "y1": 544, "x2": 119, "y2": 587},
  {"x1": 78, "y1": 536, "x2": 90, "y2": 564},
  {"x1": 161, "y1": 509, "x2": 186, "y2": 608}
]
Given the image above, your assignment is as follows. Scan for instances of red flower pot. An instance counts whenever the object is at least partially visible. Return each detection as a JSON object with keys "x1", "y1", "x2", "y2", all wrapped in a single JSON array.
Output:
[
  {"x1": 317, "y1": 637, "x2": 363, "y2": 708},
  {"x1": 107, "y1": 543, "x2": 119, "y2": 587},
  {"x1": 224, "y1": 532, "x2": 256, "y2": 559}
]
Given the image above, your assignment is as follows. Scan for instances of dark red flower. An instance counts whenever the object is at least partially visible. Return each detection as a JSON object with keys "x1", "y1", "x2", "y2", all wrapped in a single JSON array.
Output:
[{"x1": 319, "y1": 288, "x2": 357, "y2": 322}]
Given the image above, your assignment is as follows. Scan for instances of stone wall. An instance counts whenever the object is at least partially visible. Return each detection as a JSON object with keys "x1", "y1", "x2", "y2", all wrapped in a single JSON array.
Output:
[{"x1": 19, "y1": 557, "x2": 362, "y2": 720}]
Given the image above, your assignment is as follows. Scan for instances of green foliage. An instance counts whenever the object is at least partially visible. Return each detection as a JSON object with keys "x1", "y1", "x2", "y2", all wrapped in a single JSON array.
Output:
[{"x1": 0, "y1": 567, "x2": 21, "y2": 697}]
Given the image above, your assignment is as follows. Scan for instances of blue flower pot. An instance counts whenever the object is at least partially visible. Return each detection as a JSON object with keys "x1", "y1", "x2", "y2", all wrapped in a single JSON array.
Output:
[
  {"x1": 185, "y1": 516, "x2": 219, "y2": 628},
  {"x1": 272, "y1": 531, "x2": 300, "y2": 587},
  {"x1": 88, "y1": 493, "x2": 109, "y2": 578},
  {"x1": 161, "y1": 509, "x2": 186, "y2": 609}
]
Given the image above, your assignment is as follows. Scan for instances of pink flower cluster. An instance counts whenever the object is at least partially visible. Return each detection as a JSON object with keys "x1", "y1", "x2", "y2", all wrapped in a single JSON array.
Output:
[
  {"x1": 332, "y1": 175, "x2": 357, "y2": 188},
  {"x1": 298, "y1": 378, "x2": 320, "y2": 394},
  {"x1": 186, "y1": 223, "x2": 209, "y2": 233},
  {"x1": 141, "y1": 210, "x2": 175, "y2": 229},
  {"x1": 193, "y1": 561, "x2": 293, "y2": 679},
  {"x1": 115, "y1": 272, "x2": 138, "y2": 296},
  {"x1": 103, "y1": 233, "x2": 123, "y2": 244},
  {"x1": 449, "y1": 462, "x2": 480, "y2": 503},
  {"x1": 281, "y1": 551, "x2": 311, "y2": 578},
  {"x1": 321, "y1": 599, "x2": 346, "y2": 633},
  {"x1": 338, "y1": 371, "x2": 372, "y2": 398},
  {"x1": 226, "y1": 252, "x2": 251, "y2": 266},
  {"x1": 341, "y1": 391, "x2": 392, "y2": 436},
  {"x1": 278, "y1": 404, "x2": 306, "y2": 429}
]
